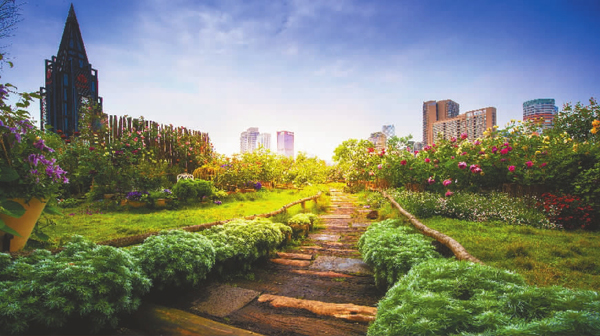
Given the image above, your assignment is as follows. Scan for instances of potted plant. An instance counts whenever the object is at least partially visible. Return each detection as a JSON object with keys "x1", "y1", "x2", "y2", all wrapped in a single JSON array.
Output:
[
  {"x1": 124, "y1": 191, "x2": 149, "y2": 207},
  {"x1": 0, "y1": 81, "x2": 68, "y2": 251}
]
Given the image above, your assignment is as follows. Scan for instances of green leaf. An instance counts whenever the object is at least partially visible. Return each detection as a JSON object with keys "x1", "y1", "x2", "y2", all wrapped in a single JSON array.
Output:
[
  {"x1": 43, "y1": 206, "x2": 62, "y2": 216},
  {"x1": 0, "y1": 218, "x2": 22, "y2": 237},
  {"x1": 1, "y1": 200, "x2": 25, "y2": 218},
  {"x1": 0, "y1": 167, "x2": 19, "y2": 182}
]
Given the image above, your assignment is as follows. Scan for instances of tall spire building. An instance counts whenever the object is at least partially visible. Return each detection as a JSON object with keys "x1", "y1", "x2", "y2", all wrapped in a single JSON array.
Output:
[{"x1": 40, "y1": 4, "x2": 102, "y2": 136}]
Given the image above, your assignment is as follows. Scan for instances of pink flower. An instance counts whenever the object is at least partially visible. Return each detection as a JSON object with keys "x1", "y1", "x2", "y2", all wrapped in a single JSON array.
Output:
[
  {"x1": 458, "y1": 162, "x2": 467, "y2": 169},
  {"x1": 540, "y1": 162, "x2": 547, "y2": 167},
  {"x1": 450, "y1": 137, "x2": 457, "y2": 143},
  {"x1": 492, "y1": 146, "x2": 498, "y2": 153},
  {"x1": 525, "y1": 161, "x2": 533, "y2": 168},
  {"x1": 445, "y1": 190, "x2": 454, "y2": 197},
  {"x1": 424, "y1": 145, "x2": 431, "y2": 151},
  {"x1": 414, "y1": 150, "x2": 419, "y2": 155},
  {"x1": 427, "y1": 177, "x2": 435, "y2": 184},
  {"x1": 377, "y1": 164, "x2": 382, "y2": 170},
  {"x1": 451, "y1": 156, "x2": 455, "y2": 159},
  {"x1": 425, "y1": 158, "x2": 431, "y2": 163},
  {"x1": 461, "y1": 151, "x2": 467, "y2": 156},
  {"x1": 474, "y1": 140, "x2": 481, "y2": 145},
  {"x1": 369, "y1": 171, "x2": 374, "y2": 176},
  {"x1": 500, "y1": 148, "x2": 509, "y2": 155},
  {"x1": 400, "y1": 160, "x2": 407, "y2": 165},
  {"x1": 501, "y1": 158, "x2": 507, "y2": 162},
  {"x1": 508, "y1": 165, "x2": 516, "y2": 172},
  {"x1": 473, "y1": 167, "x2": 482, "y2": 174},
  {"x1": 461, "y1": 133, "x2": 468, "y2": 140},
  {"x1": 443, "y1": 179, "x2": 452, "y2": 187}
]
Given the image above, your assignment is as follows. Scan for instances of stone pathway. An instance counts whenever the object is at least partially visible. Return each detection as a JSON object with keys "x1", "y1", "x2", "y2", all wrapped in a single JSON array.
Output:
[{"x1": 134, "y1": 189, "x2": 382, "y2": 336}]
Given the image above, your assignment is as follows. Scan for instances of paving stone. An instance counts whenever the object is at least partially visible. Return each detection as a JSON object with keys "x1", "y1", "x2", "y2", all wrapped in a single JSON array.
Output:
[
  {"x1": 320, "y1": 214, "x2": 352, "y2": 219},
  {"x1": 308, "y1": 233, "x2": 340, "y2": 241},
  {"x1": 309, "y1": 256, "x2": 373, "y2": 275},
  {"x1": 191, "y1": 284, "x2": 261, "y2": 318}
]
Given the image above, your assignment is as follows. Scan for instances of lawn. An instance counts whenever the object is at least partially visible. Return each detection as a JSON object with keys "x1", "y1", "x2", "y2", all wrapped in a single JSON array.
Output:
[
  {"x1": 35, "y1": 186, "x2": 328, "y2": 248},
  {"x1": 420, "y1": 216, "x2": 600, "y2": 291}
]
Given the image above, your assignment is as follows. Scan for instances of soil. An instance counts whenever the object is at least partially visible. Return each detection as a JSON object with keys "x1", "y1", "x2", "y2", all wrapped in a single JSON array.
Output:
[{"x1": 144, "y1": 189, "x2": 384, "y2": 336}]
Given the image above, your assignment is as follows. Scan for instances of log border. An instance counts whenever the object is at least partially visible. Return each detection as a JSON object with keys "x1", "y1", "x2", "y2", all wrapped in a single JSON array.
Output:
[{"x1": 381, "y1": 190, "x2": 483, "y2": 264}]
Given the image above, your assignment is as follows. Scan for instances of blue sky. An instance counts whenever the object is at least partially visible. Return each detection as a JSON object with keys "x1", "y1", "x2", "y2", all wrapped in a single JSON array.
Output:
[{"x1": 3, "y1": 0, "x2": 599, "y2": 160}]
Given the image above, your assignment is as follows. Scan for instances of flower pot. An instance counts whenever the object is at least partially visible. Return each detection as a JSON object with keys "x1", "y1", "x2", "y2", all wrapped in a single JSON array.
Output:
[
  {"x1": 126, "y1": 200, "x2": 146, "y2": 208},
  {"x1": 0, "y1": 198, "x2": 47, "y2": 252},
  {"x1": 155, "y1": 198, "x2": 167, "y2": 207}
]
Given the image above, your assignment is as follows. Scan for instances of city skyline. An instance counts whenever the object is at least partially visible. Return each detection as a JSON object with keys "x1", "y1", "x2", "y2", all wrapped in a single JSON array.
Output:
[{"x1": 2, "y1": 1, "x2": 599, "y2": 160}]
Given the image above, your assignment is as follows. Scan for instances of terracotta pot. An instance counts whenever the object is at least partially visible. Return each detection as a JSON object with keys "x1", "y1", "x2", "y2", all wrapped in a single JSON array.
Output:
[
  {"x1": 0, "y1": 198, "x2": 47, "y2": 252},
  {"x1": 127, "y1": 200, "x2": 146, "y2": 208},
  {"x1": 155, "y1": 199, "x2": 167, "y2": 207}
]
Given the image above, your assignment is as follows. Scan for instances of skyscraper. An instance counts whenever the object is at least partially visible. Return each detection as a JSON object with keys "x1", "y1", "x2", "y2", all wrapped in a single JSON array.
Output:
[
  {"x1": 240, "y1": 127, "x2": 260, "y2": 153},
  {"x1": 431, "y1": 107, "x2": 497, "y2": 142},
  {"x1": 258, "y1": 133, "x2": 271, "y2": 150},
  {"x1": 423, "y1": 100, "x2": 459, "y2": 145},
  {"x1": 382, "y1": 124, "x2": 395, "y2": 139},
  {"x1": 523, "y1": 99, "x2": 558, "y2": 130},
  {"x1": 277, "y1": 131, "x2": 294, "y2": 158}
]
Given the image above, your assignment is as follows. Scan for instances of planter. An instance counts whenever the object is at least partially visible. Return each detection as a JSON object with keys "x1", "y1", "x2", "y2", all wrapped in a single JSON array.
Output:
[
  {"x1": 155, "y1": 198, "x2": 167, "y2": 207},
  {"x1": 121, "y1": 200, "x2": 147, "y2": 208},
  {"x1": 0, "y1": 198, "x2": 47, "y2": 252}
]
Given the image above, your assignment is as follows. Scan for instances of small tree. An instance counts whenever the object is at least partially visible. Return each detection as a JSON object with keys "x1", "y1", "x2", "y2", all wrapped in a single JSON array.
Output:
[{"x1": 551, "y1": 97, "x2": 599, "y2": 142}]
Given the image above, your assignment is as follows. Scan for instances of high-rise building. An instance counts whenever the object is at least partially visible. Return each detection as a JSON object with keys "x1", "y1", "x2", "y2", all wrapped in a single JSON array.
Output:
[
  {"x1": 240, "y1": 127, "x2": 260, "y2": 153},
  {"x1": 368, "y1": 132, "x2": 387, "y2": 151},
  {"x1": 431, "y1": 107, "x2": 497, "y2": 141},
  {"x1": 422, "y1": 100, "x2": 460, "y2": 145},
  {"x1": 382, "y1": 125, "x2": 395, "y2": 139},
  {"x1": 523, "y1": 99, "x2": 558, "y2": 130},
  {"x1": 258, "y1": 133, "x2": 271, "y2": 150},
  {"x1": 277, "y1": 131, "x2": 294, "y2": 158}
]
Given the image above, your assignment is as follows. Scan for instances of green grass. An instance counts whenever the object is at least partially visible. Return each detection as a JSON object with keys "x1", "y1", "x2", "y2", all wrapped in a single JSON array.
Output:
[
  {"x1": 421, "y1": 216, "x2": 600, "y2": 291},
  {"x1": 37, "y1": 186, "x2": 328, "y2": 248}
]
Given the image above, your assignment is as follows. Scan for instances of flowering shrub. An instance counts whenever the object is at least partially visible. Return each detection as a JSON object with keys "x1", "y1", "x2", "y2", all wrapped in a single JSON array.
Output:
[
  {"x1": 125, "y1": 190, "x2": 149, "y2": 201},
  {"x1": 537, "y1": 193, "x2": 597, "y2": 230}
]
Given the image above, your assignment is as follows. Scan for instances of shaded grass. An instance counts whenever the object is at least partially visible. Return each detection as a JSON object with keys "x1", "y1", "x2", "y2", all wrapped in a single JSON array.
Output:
[
  {"x1": 39, "y1": 186, "x2": 328, "y2": 248},
  {"x1": 421, "y1": 216, "x2": 600, "y2": 291}
]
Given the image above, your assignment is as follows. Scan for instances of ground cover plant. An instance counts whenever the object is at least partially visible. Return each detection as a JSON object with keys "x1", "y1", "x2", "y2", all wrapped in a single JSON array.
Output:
[
  {"x1": 0, "y1": 236, "x2": 152, "y2": 334},
  {"x1": 38, "y1": 185, "x2": 326, "y2": 248},
  {"x1": 358, "y1": 218, "x2": 441, "y2": 289},
  {"x1": 130, "y1": 230, "x2": 215, "y2": 291},
  {"x1": 198, "y1": 217, "x2": 292, "y2": 276},
  {"x1": 369, "y1": 258, "x2": 600, "y2": 336}
]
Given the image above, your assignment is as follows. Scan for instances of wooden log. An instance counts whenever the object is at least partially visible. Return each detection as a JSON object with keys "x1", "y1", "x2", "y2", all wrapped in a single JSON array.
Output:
[
  {"x1": 289, "y1": 270, "x2": 353, "y2": 278},
  {"x1": 257, "y1": 294, "x2": 377, "y2": 323},
  {"x1": 381, "y1": 191, "x2": 483, "y2": 264},
  {"x1": 132, "y1": 303, "x2": 263, "y2": 336},
  {"x1": 276, "y1": 252, "x2": 313, "y2": 260},
  {"x1": 270, "y1": 258, "x2": 311, "y2": 267}
]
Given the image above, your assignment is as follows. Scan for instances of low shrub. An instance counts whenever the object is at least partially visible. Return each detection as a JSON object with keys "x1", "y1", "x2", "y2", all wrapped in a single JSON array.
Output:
[
  {"x1": 0, "y1": 236, "x2": 151, "y2": 334},
  {"x1": 369, "y1": 258, "x2": 600, "y2": 336},
  {"x1": 537, "y1": 193, "x2": 597, "y2": 230},
  {"x1": 172, "y1": 179, "x2": 214, "y2": 203},
  {"x1": 358, "y1": 219, "x2": 441, "y2": 289},
  {"x1": 131, "y1": 230, "x2": 215, "y2": 291},
  {"x1": 199, "y1": 218, "x2": 291, "y2": 276}
]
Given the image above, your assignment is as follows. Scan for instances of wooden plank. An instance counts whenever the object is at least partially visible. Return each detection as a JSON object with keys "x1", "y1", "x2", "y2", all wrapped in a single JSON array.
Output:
[
  {"x1": 257, "y1": 294, "x2": 376, "y2": 323},
  {"x1": 132, "y1": 303, "x2": 263, "y2": 336}
]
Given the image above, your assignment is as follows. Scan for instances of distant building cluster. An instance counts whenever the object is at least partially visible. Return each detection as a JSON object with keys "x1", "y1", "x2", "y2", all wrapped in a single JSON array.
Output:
[
  {"x1": 368, "y1": 125, "x2": 395, "y2": 151},
  {"x1": 423, "y1": 100, "x2": 496, "y2": 144},
  {"x1": 523, "y1": 98, "x2": 558, "y2": 130},
  {"x1": 240, "y1": 127, "x2": 270, "y2": 153}
]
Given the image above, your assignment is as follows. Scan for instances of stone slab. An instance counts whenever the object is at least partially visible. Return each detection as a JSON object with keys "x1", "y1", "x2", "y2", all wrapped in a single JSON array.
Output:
[
  {"x1": 308, "y1": 233, "x2": 340, "y2": 241},
  {"x1": 309, "y1": 256, "x2": 373, "y2": 275},
  {"x1": 320, "y1": 214, "x2": 352, "y2": 219},
  {"x1": 191, "y1": 284, "x2": 261, "y2": 318}
]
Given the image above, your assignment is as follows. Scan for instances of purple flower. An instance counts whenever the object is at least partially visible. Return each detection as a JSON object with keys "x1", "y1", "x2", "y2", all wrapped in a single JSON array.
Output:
[{"x1": 214, "y1": 200, "x2": 222, "y2": 205}]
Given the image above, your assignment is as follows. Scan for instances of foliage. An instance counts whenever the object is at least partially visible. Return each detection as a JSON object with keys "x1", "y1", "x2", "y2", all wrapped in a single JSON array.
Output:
[
  {"x1": 551, "y1": 98, "x2": 600, "y2": 142},
  {"x1": 131, "y1": 230, "x2": 215, "y2": 291},
  {"x1": 0, "y1": 236, "x2": 151, "y2": 334},
  {"x1": 333, "y1": 139, "x2": 378, "y2": 183},
  {"x1": 390, "y1": 189, "x2": 558, "y2": 229},
  {"x1": 1, "y1": 79, "x2": 68, "y2": 236},
  {"x1": 171, "y1": 178, "x2": 214, "y2": 203},
  {"x1": 537, "y1": 193, "x2": 597, "y2": 230},
  {"x1": 358, "y1": 219, "x2": 441, "y2": 289},
  {"x1": 288, "y1": 212, "x2": 319, "y2": 227},
  {"x1": 369, "y1": 258, "x2": 600, "y2": 336},
  {"x1": 198, "y1": 217, "x2": 291, "y2": 276}
]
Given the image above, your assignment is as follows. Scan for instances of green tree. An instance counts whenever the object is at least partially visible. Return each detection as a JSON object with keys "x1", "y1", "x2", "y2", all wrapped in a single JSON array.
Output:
[{"x1": 551, "y1": 97, "x2": 599, "y2": 142}]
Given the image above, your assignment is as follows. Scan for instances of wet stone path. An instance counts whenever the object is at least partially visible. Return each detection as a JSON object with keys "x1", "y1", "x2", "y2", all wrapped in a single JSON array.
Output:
[{"x1": 167, "y1": 189, "x2": 383, "y2": 336}]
